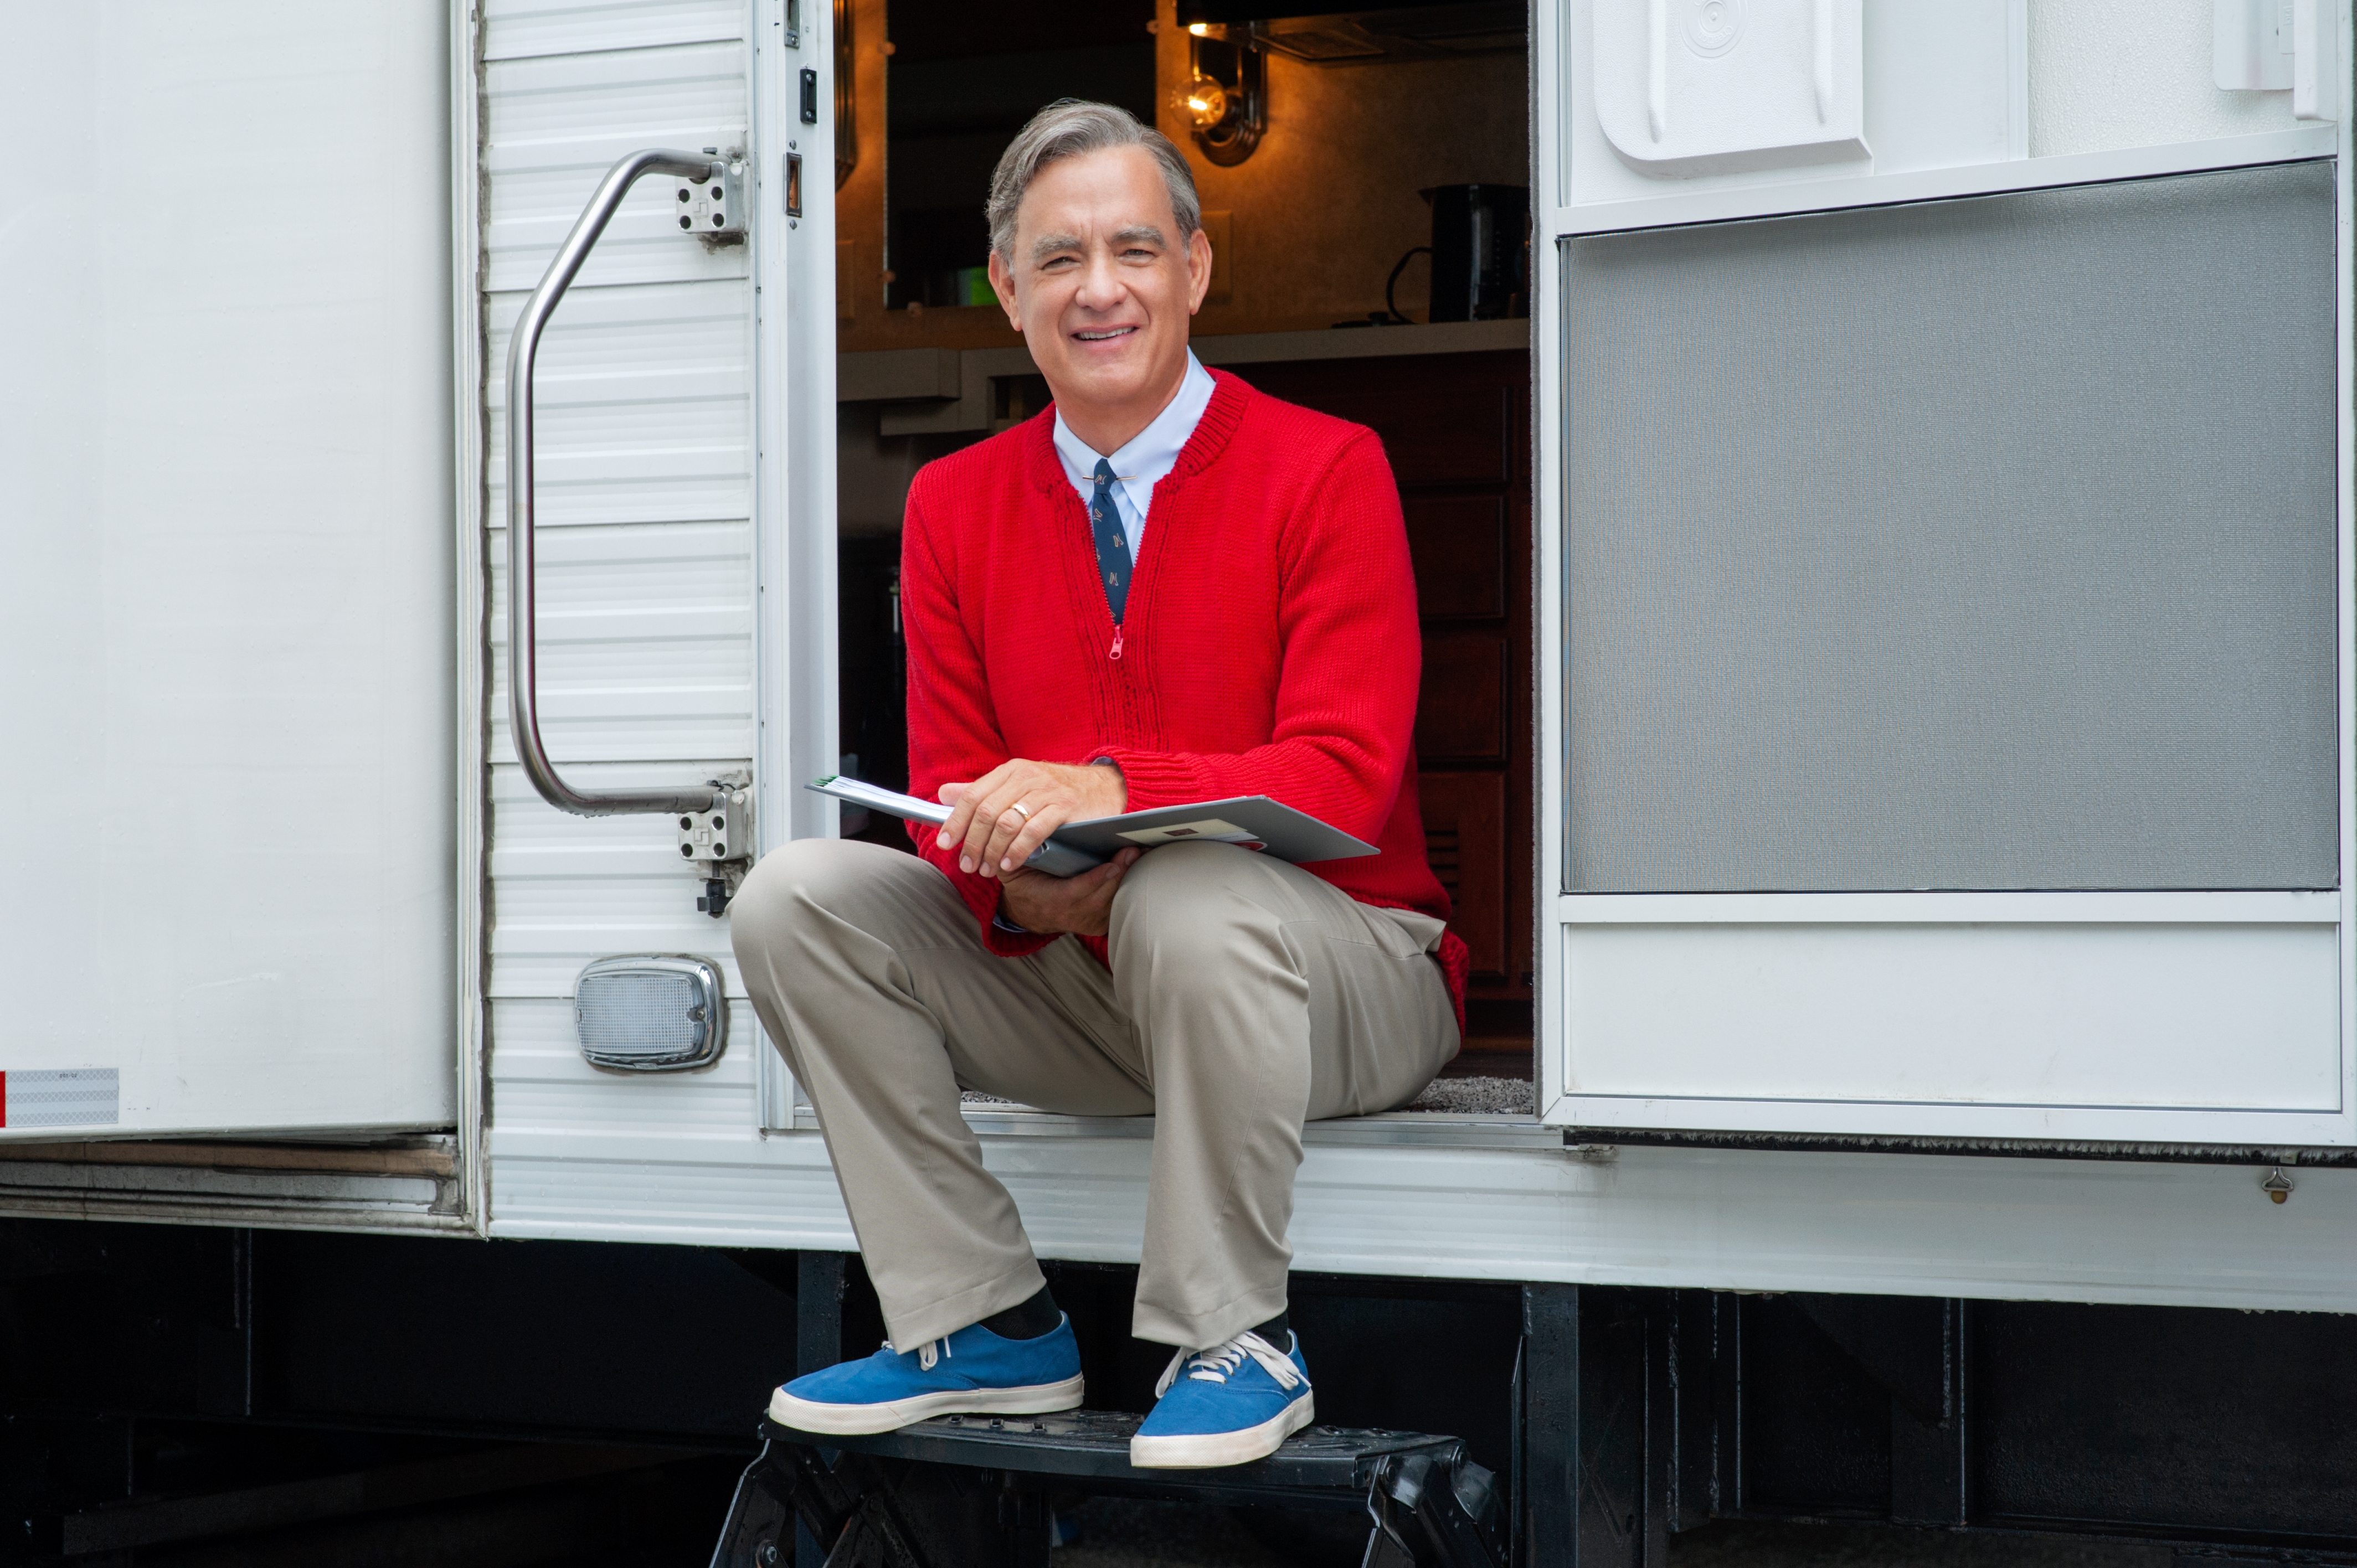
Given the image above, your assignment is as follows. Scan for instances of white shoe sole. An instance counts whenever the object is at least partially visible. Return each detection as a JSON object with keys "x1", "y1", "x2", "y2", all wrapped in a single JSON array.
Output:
[
  {"x1": 767, "y1": 1374, "x2": 1084, "y2": 1436},
  {"x1": 1128, "y1": 1391, "x2": 1315, "y2": 1469}
]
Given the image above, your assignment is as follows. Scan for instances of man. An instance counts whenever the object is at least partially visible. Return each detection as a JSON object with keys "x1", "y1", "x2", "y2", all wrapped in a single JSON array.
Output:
[{"x1": 730, "y1": 99, "x2": 1466, "y2": 1469}]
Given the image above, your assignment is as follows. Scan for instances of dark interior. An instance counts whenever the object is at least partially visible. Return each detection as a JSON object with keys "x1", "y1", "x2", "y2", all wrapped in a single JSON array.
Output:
[{"x1": 882, "y1": 0, "x2": 1159, "y2": 310}]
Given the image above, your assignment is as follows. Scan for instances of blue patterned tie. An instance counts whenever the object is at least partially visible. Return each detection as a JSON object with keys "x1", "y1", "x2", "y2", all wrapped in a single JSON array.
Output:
[{"x1": 1089, "y1": 458, "x2": 1133, "y2": 625}]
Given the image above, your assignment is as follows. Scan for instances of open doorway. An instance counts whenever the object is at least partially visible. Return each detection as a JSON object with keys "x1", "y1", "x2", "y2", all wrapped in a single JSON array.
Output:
[{"x1": 833, "y1": 0, "x2": 1533, "y2": 1078}]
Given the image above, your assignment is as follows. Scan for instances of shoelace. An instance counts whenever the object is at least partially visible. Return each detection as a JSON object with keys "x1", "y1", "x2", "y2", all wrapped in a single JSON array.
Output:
[
  {"x1": 1154, "y1": 1330, "x2": 1301, "y2": 1398},
  {"x1": 913, "y1": 1337, "x2": 953, "y2": 1371}
]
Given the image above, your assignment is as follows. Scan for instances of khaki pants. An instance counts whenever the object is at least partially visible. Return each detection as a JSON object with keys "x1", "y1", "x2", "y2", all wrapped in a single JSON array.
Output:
[{"x1": 729, "y1": 838, "x2": 1460, "y2": 1351}]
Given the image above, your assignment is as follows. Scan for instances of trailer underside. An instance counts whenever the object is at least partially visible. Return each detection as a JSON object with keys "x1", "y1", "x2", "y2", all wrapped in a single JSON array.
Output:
[{"x1": 4, "y1": 1219, "x2": 2353, "y2": 1565}]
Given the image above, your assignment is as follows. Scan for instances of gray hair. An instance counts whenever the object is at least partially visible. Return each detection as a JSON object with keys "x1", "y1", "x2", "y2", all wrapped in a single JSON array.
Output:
[{"x1": 986, "y1": 99, "x2": 1202, "y2": 262}]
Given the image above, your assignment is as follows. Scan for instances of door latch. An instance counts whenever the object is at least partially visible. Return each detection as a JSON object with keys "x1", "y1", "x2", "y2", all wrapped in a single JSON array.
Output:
[{"x1": 683, "y1": 787, "x2": 755, "y2": 919}]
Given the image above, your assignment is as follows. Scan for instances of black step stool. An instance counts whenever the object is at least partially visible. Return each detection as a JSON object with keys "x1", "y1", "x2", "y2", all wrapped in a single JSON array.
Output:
[{"x1": 708, "y1": 1408, "x2": 1506, "y2": 1568}]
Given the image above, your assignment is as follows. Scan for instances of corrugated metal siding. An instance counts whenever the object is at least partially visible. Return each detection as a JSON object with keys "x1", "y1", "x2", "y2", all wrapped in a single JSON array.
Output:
[{"x1": 478, "y1": 0, "x2": 762, "y2": 1210}]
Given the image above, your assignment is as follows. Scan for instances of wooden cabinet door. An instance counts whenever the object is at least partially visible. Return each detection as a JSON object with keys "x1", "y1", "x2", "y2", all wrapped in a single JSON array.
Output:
[{"x1": 1231, "y1": 350, "x2": 1532, "y2": 1014}]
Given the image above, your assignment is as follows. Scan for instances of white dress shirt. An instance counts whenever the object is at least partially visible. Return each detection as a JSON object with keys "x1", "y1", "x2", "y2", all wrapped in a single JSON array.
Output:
[{"x1": 1050, "y1": 351, "x2": 1217, "y2": 563}]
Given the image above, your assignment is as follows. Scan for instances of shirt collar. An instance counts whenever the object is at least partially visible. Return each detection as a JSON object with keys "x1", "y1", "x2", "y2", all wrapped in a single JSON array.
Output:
[{"x1": 1051, "y1": 352, "x2": 1216, "y2": 515}]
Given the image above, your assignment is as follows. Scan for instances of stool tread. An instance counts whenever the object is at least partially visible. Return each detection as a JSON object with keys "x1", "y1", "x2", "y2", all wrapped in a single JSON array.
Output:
[{"x1": 758, "y1": 1410, "x2": 1458, "y2": 1492}]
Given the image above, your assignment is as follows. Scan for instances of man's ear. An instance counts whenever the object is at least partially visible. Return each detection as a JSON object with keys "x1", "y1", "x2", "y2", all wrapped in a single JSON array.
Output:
[
  {"x1": 986, "y1": 251, "x2": 1023, "y2": 332},
  {"x1": 1185, "y1": 228, "x2": 1212, "y2": 315}
]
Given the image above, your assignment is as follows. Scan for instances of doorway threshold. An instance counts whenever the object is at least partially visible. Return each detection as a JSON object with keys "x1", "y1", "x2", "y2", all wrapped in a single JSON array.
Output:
[{"x1": 939, "y1": 1077, "x2": 1558, "y2": 1152}]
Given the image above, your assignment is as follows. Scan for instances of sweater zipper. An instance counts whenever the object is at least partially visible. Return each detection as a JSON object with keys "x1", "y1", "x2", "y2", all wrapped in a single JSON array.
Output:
[{"x1": 1108, "y1": 473, "x2": 1166, "y2": 664}]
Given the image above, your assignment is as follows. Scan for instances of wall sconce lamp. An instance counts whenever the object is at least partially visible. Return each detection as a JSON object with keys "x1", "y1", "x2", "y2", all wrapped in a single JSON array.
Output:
[{"x1": 1176, "y1": 22, "x2": 1265, "y2": 166}]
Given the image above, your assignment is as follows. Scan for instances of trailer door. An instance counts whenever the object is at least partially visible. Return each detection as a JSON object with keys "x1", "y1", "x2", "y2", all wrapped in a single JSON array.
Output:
[
  {"x1": 1536, "y1": 1, "x2": 2354, "y2": 1146},
  {"x1": 0, "y1": 5, "x2": 458, "y2": 1139}
]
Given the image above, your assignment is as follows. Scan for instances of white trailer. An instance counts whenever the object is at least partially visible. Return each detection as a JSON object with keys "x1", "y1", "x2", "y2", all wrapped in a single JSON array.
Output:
[{"x1": 3, "y1": 1, "x2": 2354, "y2": 1561}]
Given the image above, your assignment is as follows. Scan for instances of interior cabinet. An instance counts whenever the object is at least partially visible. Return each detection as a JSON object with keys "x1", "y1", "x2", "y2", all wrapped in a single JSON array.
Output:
[{"x1": 1231, "y1": 349, "x2": 1533, "y2": 1039}]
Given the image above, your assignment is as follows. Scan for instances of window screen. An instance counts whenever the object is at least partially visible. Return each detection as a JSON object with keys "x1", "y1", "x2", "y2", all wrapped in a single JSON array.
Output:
[{"x1": 1565, "y1": 162, "x2": 2339, "y2": 893}]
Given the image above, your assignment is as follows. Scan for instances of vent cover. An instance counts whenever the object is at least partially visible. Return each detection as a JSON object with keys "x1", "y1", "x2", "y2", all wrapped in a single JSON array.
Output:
[{"x1": 574, "y1": 956, "x2": 727, "y2": 1072}]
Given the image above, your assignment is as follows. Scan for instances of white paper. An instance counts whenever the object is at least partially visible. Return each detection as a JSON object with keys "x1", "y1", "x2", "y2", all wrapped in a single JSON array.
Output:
[{"x1": 814, "y1": 776, "x2": 952, "y2": 826}]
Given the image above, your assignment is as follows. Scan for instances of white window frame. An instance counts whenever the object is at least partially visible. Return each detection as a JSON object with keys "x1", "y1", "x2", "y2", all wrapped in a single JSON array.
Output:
[{"x1": 1531, "y1": 1, "x2": 2357, "y2": 1145}]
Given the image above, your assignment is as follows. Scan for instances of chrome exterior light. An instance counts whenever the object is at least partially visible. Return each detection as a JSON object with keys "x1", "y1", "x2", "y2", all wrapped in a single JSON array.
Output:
[{"x1": 575, "y1": 956, "x2": 729, "y2": 1072}]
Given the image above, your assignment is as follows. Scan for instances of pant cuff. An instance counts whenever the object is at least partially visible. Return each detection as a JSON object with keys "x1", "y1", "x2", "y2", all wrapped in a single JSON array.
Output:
[
  {"x1": 882, "y1": 1258, "x2": 1047, "y2": 1352},
  {"x1": 1131, "y1": 1285, "x2": 1290, "y2": 1350}
]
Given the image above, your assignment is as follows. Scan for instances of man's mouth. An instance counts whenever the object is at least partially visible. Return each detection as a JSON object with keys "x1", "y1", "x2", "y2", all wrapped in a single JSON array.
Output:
[{"x1": 1072, "y1": 326, "x2": 1138, "y2": 342}]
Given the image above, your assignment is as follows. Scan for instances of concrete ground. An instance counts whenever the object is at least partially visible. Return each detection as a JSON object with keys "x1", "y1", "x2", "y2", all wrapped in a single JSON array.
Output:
[{"x1": 1051, "y1": 1497, "x2": 2176, "y2": 1568}]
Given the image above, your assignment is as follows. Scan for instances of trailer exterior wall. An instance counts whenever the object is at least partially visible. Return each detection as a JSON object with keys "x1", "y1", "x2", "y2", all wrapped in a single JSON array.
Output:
[{"x1": 472, "y1": 0, "x2": 2357, "y2": 1321}]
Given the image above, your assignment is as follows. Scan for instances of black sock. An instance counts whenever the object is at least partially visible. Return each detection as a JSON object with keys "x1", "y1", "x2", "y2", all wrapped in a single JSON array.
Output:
[
  {"x1": 979, "y1": 1286, "x2": 1062, "y2": 1340},
  {"x1": 1249, "y1": 1309, "x2": 1290, "y2": 1345}
]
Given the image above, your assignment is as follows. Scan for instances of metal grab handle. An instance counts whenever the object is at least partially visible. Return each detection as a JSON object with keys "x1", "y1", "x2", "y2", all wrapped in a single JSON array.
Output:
[{"x1": 507, "y1": 148, "x2": 725, "y2": 816}]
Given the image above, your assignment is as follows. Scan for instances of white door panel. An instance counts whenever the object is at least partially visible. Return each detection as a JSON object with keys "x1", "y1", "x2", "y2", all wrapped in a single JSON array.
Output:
[
  {"x1": 1565, "y1": 919, "x2": 2341, "y2": 1116},
  {"x1": 1535, "y1": 0, "x2": 2357, "y2": 1143},
  {"x1": 0, "y1": 2, "x2": 455, "y2": 1137}
]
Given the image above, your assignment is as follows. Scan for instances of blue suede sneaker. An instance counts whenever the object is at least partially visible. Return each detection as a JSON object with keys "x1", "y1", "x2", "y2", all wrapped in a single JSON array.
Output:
[
  {"x1": 768, "y1": 1316, "x2": 1084, "y2": 1436},
  {"x1": 1129, "y1": 1330, "x2": 1314, "y2": 1468}
]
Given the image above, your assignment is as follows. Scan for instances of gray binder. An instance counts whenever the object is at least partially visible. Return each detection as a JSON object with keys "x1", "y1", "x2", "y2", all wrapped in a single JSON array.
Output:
[{"x1": 807, "y1": 777, "x2": 1380, "y2": 878}]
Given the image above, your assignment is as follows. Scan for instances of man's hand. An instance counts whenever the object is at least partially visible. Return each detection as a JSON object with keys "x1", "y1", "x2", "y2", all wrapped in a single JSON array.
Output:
[
  {"x1": 997, "y1": 848, "x2": 1143, "y2": 937},
  {"x1": 936, "y1": 759, "x2": 1127, "y2": 879}
]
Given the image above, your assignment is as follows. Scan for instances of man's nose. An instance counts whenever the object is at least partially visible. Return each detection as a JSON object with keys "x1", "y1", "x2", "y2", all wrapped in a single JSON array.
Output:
[{"x1": 1073, "y1": 249, "x2": 1126, "y2": 310}]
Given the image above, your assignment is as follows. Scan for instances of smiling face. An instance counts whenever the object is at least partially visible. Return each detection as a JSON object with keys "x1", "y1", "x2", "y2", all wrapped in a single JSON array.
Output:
[{"x1": 987, "y1": 143, "x2": 1213, "y2": 456}]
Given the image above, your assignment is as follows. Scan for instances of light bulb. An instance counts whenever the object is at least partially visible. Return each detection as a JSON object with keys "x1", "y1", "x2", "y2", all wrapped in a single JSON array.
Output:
[{"x1": 1175, "y1": 73, "x2": 1228, "y2": 129}]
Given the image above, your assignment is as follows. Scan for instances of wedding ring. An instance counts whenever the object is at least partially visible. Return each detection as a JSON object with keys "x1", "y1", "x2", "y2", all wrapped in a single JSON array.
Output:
[{"x1": 1009, "y1": 802, "x2": 1032, "y2": 821}]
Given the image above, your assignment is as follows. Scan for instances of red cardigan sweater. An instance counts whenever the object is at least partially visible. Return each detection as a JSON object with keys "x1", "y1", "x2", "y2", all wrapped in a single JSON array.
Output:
[{"x1": 900, "y1": 368, "x2": 1469, "y2": 1024}]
